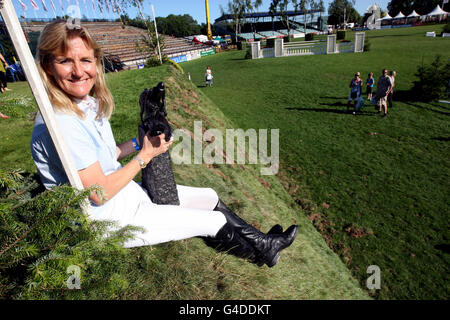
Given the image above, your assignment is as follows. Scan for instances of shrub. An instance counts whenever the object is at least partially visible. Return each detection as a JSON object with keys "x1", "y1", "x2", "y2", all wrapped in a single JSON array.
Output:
[
  {"x1": 0, "y1": 170, "x2": 141, "y2": 299},
  {"x1": 411, "y1": 55, "x2": 450, "y2": 101},
  {"x1": 337, "y1": 30, "x2": 346, "y2": 40},
  {"x1": 442, "y1": 23, "x2": 450, "y2": 34},
  {"x1": 244, "y1": 48, "x2": 252, "y2": 59},
  {"x1": 364, "y1": 38, "x2": 371, "y2": 52},
  {"x1": 305, "y1": 33, "x2": 314, "y2": 41}
]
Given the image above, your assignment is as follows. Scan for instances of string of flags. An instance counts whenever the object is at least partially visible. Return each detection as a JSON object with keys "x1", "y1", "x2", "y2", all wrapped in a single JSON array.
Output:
[{"x1": 15, "y1": 0, "x2": 123, "y2": 17}]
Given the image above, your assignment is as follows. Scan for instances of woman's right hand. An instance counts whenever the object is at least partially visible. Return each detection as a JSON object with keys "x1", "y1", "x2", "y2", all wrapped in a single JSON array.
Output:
[{"x1": 138, "y1": 133, "x2": 173, "y2": 164}]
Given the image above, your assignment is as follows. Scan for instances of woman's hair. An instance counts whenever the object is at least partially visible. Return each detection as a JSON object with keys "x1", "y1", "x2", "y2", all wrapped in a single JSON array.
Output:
[
  {"x1": 37, "y1": 20, "x2": 114, "y2": 119},
  {"x1": 390, "y1": 70, "x2": 396, "y2": 77}
]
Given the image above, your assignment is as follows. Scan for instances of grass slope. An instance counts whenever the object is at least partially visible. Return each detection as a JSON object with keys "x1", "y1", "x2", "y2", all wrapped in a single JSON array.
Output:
[
  {"x1": 0, "y1": 64, "x2": 368, "y2": 299},
  {"x1": 181, "y1": 25, "x2": 450, "y2": 299}
]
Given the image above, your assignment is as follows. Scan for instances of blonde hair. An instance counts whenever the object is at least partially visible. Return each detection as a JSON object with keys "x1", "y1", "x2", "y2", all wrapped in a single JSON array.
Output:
[{"x1": 37, "y1": 20, "x2": 114, "y2": 119}]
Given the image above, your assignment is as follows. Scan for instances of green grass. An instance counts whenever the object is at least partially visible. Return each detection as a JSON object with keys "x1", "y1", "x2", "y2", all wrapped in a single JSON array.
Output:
[
  {"x1": 0, "y1": 63, "x2": 368, "y2": 299},
  {"x1": 181, "y1": 24, "x2": 450, "y2": 299}
]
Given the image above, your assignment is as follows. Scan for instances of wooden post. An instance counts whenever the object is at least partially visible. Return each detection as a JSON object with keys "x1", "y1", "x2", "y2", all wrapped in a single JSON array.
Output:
[{"x1": 0, "y1": 1, "x2": 89, "y2": 211}]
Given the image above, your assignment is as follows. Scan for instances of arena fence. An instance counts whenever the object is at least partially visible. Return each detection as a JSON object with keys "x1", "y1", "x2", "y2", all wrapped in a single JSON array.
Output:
[{"x1": 251, "y1": 33, "x2": 365, "y2": 59}]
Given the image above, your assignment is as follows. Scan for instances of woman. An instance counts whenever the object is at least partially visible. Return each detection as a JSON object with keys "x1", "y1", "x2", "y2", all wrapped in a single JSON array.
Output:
[
  {"x1": 347, "y1": 72, "x2": 363, "y2": 114},
  {"x1": 31, "y1": 20, "x2": 297, "y2": 268}
]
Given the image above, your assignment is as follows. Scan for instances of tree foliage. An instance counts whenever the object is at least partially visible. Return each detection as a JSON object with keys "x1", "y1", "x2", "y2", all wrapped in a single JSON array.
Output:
[
  {"x1": 411, "y1": 55, "x2": 450, "y2": 102},
  {"x1": 327, "y1": 0, "x2": 361, "y2": 25},
  {"x1": 387, "y1": 0, "x2": 450, "y2": 16},
  {"x1": 0, "y1": 170, "x2": 141, "y2": 299}
]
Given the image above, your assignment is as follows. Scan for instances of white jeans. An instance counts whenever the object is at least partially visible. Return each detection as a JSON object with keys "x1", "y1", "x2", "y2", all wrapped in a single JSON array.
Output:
[{"x1": 89, "y1": 181, "x2": 226, "y2": 248}]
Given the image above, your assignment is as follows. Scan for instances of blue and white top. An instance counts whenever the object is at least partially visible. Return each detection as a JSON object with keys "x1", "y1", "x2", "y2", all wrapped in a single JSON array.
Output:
[{"x1": 31, "y1": 95, "x2": 120, "y2": 190}]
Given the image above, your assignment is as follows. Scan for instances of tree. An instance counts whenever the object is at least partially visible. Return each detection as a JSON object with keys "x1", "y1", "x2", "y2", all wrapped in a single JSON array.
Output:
[
  {"x1": 221, "y1": 0, "x2": 247, "y2": 43},
  {"x1": 327, "y1": 0, "x2": 360, "y2": 26}
]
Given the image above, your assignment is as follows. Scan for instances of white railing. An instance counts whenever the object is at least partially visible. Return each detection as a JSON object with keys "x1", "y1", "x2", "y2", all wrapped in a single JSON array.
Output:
[
  {"x1": 337, "y1": 42, "x2": 355, "y2": 53},
  {"x1": 284, "y1": 44, "x2": 326, "y2": 56},
  {"x1": 261, "y1": 47, "x2": 275, "y2": 58}
]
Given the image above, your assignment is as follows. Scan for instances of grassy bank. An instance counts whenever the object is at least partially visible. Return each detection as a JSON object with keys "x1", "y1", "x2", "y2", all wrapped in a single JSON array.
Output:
[
  {"x1": 181, "y1": 24, "x2": 450, "y2": 299},
  {"x1": 0, "y1": 64, "x2": 368, "y2": 299}
]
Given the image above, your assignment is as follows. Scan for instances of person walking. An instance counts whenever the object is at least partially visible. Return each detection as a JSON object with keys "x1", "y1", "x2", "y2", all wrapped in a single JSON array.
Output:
[
  {"x1": 366, "y1": 72, "x2": 375, "y2": 101},
  {"x1": 205, "y1": 66, "x2": 213, "y2": 87},
  {"x1": 387, "y1": 70, "x2": 396, "y2": 109},
  {"x1": 375, "y1": 69, "x2": 392, "y2": 117},
  {"x1": 347, "y1": 72, "x2": 363, "y2": 114}
]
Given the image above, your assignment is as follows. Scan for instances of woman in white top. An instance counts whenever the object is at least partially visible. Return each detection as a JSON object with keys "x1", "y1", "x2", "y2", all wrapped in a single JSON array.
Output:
[{"x1": 31, "y1": 20, "x2": 297, "y2": 268}]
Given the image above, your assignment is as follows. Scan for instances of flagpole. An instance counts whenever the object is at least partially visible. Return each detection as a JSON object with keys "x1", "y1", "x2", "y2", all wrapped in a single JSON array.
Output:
[{"x1": 151, "y1": 4, "x2": 162, "y2": 65}]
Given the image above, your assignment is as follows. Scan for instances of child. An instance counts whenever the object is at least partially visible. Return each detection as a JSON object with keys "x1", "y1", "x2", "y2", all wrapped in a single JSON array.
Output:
[{"x1": 366, "y1": 72, "x2": 374, "y2": 101}]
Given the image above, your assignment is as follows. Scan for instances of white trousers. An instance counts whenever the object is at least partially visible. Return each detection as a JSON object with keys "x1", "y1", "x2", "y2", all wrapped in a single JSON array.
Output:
[{"x1": 89, "y1": 181, "x2": 227, "y2": 248}]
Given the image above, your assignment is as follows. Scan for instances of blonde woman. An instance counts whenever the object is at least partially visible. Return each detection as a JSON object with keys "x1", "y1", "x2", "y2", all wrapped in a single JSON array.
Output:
[{"x1": 30, "y1": 20, "x2": 297, "y2": 268}]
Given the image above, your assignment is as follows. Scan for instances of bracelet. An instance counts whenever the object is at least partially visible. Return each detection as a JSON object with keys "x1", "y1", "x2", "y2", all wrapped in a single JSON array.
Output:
[{"x1": 131, "y1": 137, "x2": 140, "y2": 151}]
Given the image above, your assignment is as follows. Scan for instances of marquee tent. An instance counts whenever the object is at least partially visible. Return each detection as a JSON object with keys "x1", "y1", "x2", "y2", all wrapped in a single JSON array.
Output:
[
  {"x1": 407, "y1": 10, "x2": 420, "y2": 18},
  {"x1": 427, "y1": 5, "x2": 448, "y2": 16},
  {"x1": 393, "y1": 12, "x2": 405, "y2": 19}
]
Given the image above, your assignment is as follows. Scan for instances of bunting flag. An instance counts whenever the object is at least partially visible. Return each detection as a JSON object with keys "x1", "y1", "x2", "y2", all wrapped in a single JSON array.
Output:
[
  {"x1": 59, "y1": 0, "x2": 64, "y2": 11},
  {"x1": 105, "y1": 0, "x2": 109, "y2": 13},
  {"x1": 18, "y1": 0, "x2": 28, "y2": 11},
  {"x1": 97, "y1": 0, "x2": 102, "y2": 13},
  {"x1": 50, "y1": 0, "x2": 56, "y2": 11},
  {"x1": 109, "y1": 0, "x2": 115, "y2": 13},
  {"x1": 91, "y1": 0, "x2": 95, "y2": 11},
  {"x1": 30, "y1": 0, "x2": 39, "y2": 10},
  {"x1": 40, "y1": 0, "x2": 48, "y2": 11},
  {"x1": 115, "y1": 0, "x2": 121, "y2": 14}
]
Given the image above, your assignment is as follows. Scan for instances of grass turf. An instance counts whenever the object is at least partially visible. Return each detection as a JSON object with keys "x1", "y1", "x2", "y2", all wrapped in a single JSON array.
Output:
[
  {"x1": 0, "y1": 63, "x2": 368, "y2": 299},
  {"x1": 180, "y1": 24, "x2": 450, "y2": 299}
]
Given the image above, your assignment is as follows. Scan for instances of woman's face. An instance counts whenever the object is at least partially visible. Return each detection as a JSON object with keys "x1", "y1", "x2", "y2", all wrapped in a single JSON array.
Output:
[{"x1": 49, "y1": 36, "x2": 97, "y2": 100}]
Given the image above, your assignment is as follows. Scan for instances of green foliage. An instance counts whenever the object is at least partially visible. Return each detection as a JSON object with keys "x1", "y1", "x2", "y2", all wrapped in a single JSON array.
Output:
[
  {"x1": 327, "y1": 0, "x2": 361, "y2": 25},
  {"x1": 412, "y1": 55, "x2": 450, "y2": 101},
  {"x1": 363, "y1": 38, "x2": 371, "y2": 52},
  {"x1": 337, "y1": 30, "x2": 346, "y2": 40},
  {"x1": 305, "y1": 33, "x2": 315, "y2": 41},
  {"x1": 0, "y1": 170, "x2": 141, "y2": 299},
  {"x1": 244, "y1": 48, "x2": 252, "y2": 59},
  {"x1": 442, "y1": 23, "x2": 450, "y2": 34}
]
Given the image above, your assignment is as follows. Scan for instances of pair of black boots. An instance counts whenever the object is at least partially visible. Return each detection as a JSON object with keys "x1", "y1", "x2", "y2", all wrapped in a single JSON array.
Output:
[{"x1": 203, "y1": 200, "x2": 298, "y2": 267}]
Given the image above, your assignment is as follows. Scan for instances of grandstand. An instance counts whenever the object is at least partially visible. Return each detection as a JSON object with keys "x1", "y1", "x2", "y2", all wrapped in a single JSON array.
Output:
[
  {"x1": 18, "y1": 21, "x2": 213, "y2": 69},
  {"x1": 214, "y1": 10, "x2": 327, "y2": 41}
]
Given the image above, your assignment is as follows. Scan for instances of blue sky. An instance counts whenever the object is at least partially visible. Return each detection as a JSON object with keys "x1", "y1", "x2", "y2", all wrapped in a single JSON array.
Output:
[{"x1": 12, "y1": 0, "x2": 392, "y2": 23}]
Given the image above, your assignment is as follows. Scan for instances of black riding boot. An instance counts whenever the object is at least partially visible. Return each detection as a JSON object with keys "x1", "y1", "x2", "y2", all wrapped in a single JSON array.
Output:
[
  {"x1": 201, "y1": 223, "x2": 283, "y2": 266},
  {"x1": 213, "y1": 200, "x2": 298, "y2": 267}
]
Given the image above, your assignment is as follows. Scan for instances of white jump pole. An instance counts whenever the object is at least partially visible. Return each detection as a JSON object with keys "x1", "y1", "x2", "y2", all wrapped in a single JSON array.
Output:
[{"x1": 0, "y1": 1, "x2": 90, "y2": 210}]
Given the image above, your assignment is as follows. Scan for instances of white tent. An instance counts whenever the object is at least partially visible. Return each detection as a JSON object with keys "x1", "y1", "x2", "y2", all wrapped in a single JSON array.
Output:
[
  {"x1": 407, "y1": 10, "x2": 420, "y2": 18},
  {"x1": 381, "y1": 13, "x2": 392, "y2": 20},
  {"x1": 427, "y1": 5, "x2": 448, "y2": 16},
  {"x1": 393, "y1": 12, "x2": 406, "y2": 19}
]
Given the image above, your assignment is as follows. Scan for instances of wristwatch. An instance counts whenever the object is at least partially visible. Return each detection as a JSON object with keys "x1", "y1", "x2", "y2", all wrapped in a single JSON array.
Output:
[{"x1": 134, "y1": 155, "x2": 147, "y2": 168}]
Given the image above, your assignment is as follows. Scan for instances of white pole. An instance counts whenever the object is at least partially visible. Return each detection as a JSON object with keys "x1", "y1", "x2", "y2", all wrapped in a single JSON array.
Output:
[
  {"x1": 0, "y1": 1, "x2": 87, "y2": 194},
  {"x1": 151, "y1": 4, "x2": 162, "y2": 65}
]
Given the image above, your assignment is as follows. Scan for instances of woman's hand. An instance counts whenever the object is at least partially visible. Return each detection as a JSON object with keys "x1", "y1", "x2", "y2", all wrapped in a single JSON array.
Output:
[{"x1": 138, "y1": 133, "x2": 173, "y2": 165}]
